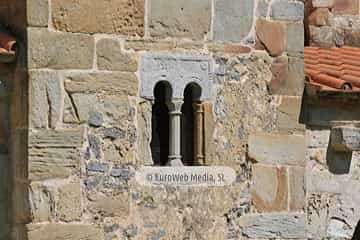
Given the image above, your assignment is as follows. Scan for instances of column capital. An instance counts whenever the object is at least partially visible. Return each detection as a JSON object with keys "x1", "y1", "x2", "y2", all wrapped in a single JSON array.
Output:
[{"x1": 166, "y1": 99, "x2": 184, "y2": 115}]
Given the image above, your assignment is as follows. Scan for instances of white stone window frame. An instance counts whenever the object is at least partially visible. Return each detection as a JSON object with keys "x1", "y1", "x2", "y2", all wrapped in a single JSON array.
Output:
[{"x1": 140, "y1": 54, "x2": 214, "y2": 166}]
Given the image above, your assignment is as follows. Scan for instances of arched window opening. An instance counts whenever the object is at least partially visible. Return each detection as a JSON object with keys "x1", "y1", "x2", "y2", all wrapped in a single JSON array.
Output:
[
  {"x1": 181, "y1": 83, "x2": 202, "y2": 166},
  {"x1": 151, "y1": 82, "x2": 171, "y2": 166}
]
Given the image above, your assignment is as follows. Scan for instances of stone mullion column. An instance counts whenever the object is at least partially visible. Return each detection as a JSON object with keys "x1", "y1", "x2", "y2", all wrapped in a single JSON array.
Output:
[
  {"x1": 193, "y1": 102, "x2": 205, "y2": 165},
  {"x1": 167, "y1": 100, "x2": 184, "y2": 166}
]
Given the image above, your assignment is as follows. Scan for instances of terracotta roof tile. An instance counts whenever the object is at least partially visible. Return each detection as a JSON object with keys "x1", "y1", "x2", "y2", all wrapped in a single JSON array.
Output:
[
  {"x1": 0, "y1": 31, "x2": 16, "y2": 63},
  {"x1": 305, "y1": 46, "x2": 360, "y2": 93}
]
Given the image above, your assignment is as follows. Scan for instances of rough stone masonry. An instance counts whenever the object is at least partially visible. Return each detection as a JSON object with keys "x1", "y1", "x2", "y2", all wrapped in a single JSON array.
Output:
[{"x1": 0, "y1": 0, "x2": 358, "y2": 240}]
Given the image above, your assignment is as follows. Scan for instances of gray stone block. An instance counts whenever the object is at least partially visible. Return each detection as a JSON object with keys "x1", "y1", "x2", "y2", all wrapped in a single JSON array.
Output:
[
  {"x1": 149, "y1": 0, "x2": 211, "y2": 40},
  {"x1": 238, "y1": 213, "x2": 306, "y2": 239},
  {"x1": 213, "y1": 0, "x2": 254, "y2": 42},
  {"x1": 270, "y1": 0, "x2": 304, "y2": 21},
  {"x1": 248, "y1": 133, "x2": 306, "y2": 166},
  {"x1": 27, "y1": 0, "x2": 48, "y2": 27},
  {"x1": 140, "y1": 54, "x2": 213, "y2": 100},
  {"x1": 28, "y1": 28, "x2": 94, "y2": 69}
]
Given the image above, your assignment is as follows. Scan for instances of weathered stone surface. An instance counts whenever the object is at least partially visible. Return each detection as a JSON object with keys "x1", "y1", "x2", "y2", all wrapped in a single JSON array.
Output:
[
  {"x1": 286, "y1": 22, "x2": 304, "y2": 56},
  {"x1": 269, "y1": 55, "x2": 288, "y2": 94},
  {"x1": 276, "y1": 96, "x2": 305, "y2": 133},
  {"x1": 88, "y1": 193, "x2": 129, "y2": 218},
  {"x1": 256, "y1": 19, "x2": 286, "y2": 57},
  {"x1": 29, "y1": 70, "x2": 63, "y2": 129},
  {"x1": 307, "y1": 193, "x2": 329, "y2": 239},
  {"x1": 27, "y1": 224, "x2": 104, "y2": 240},
  {"x1": 251, "y1": 164, "x2": 288, "y2": 212},
  {"x1": 286, "y1": 56, "x2": 305, "y2": 96},
  {"x1": 28, "y1": 28, "x2": 94, "y2": 69},
  {"x1": 29, "y1": 182, "x2": 54, "y2": 222},
  {"x1": 331, "y1": 127, "x2": 360, "y2": 152},
  {"x1": 237, "y1": 213, "x2": 306, "y2": 239},
  {"x1": 213, "y1": 0, "x2": 254, "y2": 42},
  {"x1": 149, "y1": 0, "x2": 211, "y2": 40},
  {"x1": 96, "y1": 38, "x2": 137, "y2": 72},
  {"x1": 27, "y1": 0, "x2": 48, "y2": 27},
  {"x1": 57, "y1": 182, "x2": 82, "y2": 222},
  {"x1": 64, "y1": 72, "x2": 138, "y2": 96},
  {"x1": 308, "y1": 8, "x2": 331, "y2": 26},
  {"x1": 333, "y1": 0, "x2": 359, "y2": 15},
  {"x1": 289, "y1": 166, "x2": 305, "y2": 210},
  {"x1": 307, "y1": 127, "x2": 331, "y2": 148},
  {"x1": 52, "y1": 0, "x2": 144, "y2": 36},
  {"x1": 270, "y1": 0, "x2": 304, "y2": 21},
  {"x1": 249, "y1": 133, "x2": 306, "y2": 166},
  {"x1": 310, "y1": 25, "x2": 335, "y2": 47},
  {"x1": 29, "y1": 128, "x2": 84, "y2": 180},
  {"x1": 141, "y1": 54, "x2": 213, "y2": 100},
  {"x1": 137, "y1": 100, "x2": 153, "y2": 165}
]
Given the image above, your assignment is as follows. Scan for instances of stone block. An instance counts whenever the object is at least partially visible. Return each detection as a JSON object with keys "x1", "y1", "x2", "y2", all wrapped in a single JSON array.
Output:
[
  {"x1": 270, "y1": 0, "x2": 304, "y2": 21},
  {"x1": 289, "y1": 166, "x2": 305, "y2": 210},
  {"x1": 312, "y1": 0, "x2": 334, "y2": 8},
  {"x1": 27, "y1": 224, "x2": 104, "y2": 240},
  {"x1": 213, "y1": 0, "x2": 254, "y2": 42},
  {"x1": 29, "y1": 128, "x2": 84, "y2": 180},
  {"x1": 286, "y1": 22, "x2": 304, "y2": 56},
  {"x1": 331, "y1": 127, "x2": 360, "y2": 152},
  {"x1": 310, "y1": 25, "x2": 335, "y2": 47},
  {"x1": 256, "y1": 19, "x2": 286, "y2": 57},
  {"x1": 27, "y1": 0, "x2": 48, "y2": 27},
  {"x1": 64, "y1": 72, "x2": 138, "y2": 96},
  {"x1": 248, "y1": 133, "x2": 306, "y2": 166},
  {"x1": 269, "y1": 55, "x2": 288, "y2": 94},
  {"x1": 29, "y1": 70, "x2": 63, "y2": 129},
  {"x1": 149, "y1": 0, "x2": 211, "y2": 40},
  {"x1": 276, "y1": 96, "x2": 305, "y2": 133},
  {"x1": 29, "y1": 182, "x2": 54, "y2": 222},
  {"x1": 52, "y1": 0, "x2": 144, "y2": 36},
  {"x1": 251, "y1": 164, "x2": 288, "y2": 212},
  {"x1": 285, "y1": 56, "x2": 305, "y2": 96},
  {"x1": 333, "y1": 0, "x2": 359, "y2": 15},
  {"x1": 57, "y1": 182, "x2": 82, "y2": 222},
  {"x1": 306, "y1": 128, "x2": 331, "y2": 148},
  {"x1": 308, "y1": 8, "x2": 331, "y2": 26},
  {"x1": 257, "y1": 0, "x2": 270, "y2": 17},
  {"x1": 237, "y1": 213, "x2": 306, "y2": 239},
  {"x1": 28, "y1": 28, "x2": 94, "y2": 69},
  {"x1": 307, "y1": 193, "x2": 329, "y2": 239},
  {"x1": 88, "y1": 193, "x2": 130, "y2": 218},
  {"x1": 96, "y1": 38, "x2": 137, "y2": 72}
]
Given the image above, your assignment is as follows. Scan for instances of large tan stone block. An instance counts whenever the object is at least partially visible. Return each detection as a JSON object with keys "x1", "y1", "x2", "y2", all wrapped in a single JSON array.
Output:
[
  {"x1": 88, "y1": 193, "x2": 130, "y2": 218},
  {"x1": 251, "y1": 164, "x2": 288, "y2": 212},
  {"x1": 29, "y1": 182, "x2": 54, "y2": 222},
  {"x1": 27, "y1": 0, "x2": 48, "y2": 27},
  {"x1": 289, "y1": 166, "x2": 306, "y2": 210},
  {"x1": 52, "y1": 0, "x2": 144, "y2": 36},
  {"x1": 276, "y1": 96, "x2": 305, "y2": 133},
  {"x1": 27, "y1": 224, "x2": 103, "y2": 240},
  {"x1": 28, "y1": 28, "x2": 94, "y2": 69},
  {"x1": 248, "y1": 133, "x2": 306, "y2": 166},
  {"x1": 29, "y1": 128, "x2": 84, "y2": 180},
  {"x1": 57, "y1": 182, "x2": 82, "y2": 222}
]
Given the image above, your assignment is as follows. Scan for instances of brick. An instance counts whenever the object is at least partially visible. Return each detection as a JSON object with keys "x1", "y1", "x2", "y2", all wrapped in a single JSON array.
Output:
[
  {"x1": 96, "y1": 38, "x2": 137, "y2": 72},
  {"x1": 238, "y1": 213, "x2": 306, "y2": 239},
  {"x1": 289, "y1": 166, "x2": 305, "y2": 210},
  {"x1": 213, "y1": 0, "x2": 254, "y2": 42},
  {"x1": 52, "y1": 0, "x2": 144, "y2": 36},
  {"x1": 27, "y1": 224, "x2": 103, "y2": 240},
  {"x1": 149, "y1": 0, "x2": 211, "y2": 40},
  {"x1": 27, "y1": 0, "x2": 48, "y2": 27},
  {"x1": 248, "y1": 133, "x2": 306, "y2": 166},
  {"x1": 270, "y1": 0, "x2": 304, "y2": 21},
  {"x1": 256, "y1": 19, "x2": 286, "y2": 57},
  {"x1": 28, "y1": 28, "x2": 94, "y2": 69},
  {"x1": 251, "y1": 164, "x2": 288, "y2": 212}
]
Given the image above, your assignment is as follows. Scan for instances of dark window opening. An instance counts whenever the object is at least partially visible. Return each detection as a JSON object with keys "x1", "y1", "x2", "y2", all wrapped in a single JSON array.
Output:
[
  {"x1": 181, "y1": 83, "x2": 202, "y2": 166},
  {"x1": 151, "y1": 82, "x2": 171, "y2": 166},
  {"x1": 352, "y1": 220, "x2": 360, "y2": 240}
]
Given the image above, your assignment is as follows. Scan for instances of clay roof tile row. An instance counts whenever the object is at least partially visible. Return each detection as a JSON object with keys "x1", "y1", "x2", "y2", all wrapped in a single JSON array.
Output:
[
  {"x1": 0, "y1": 31, "x2": 16, "y2": 63},
  {"x1": 305, "y1": 46, "x2": 360, "y2": 93}
]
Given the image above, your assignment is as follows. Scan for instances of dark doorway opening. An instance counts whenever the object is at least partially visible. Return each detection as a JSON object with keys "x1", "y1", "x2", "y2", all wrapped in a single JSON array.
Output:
[{"x1": 151, "y1": 82, "x2": 171, "y2": 166}]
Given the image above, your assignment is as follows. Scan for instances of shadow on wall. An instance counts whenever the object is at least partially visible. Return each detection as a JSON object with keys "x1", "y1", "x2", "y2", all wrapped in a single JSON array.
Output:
[{"x1": 352, "y1": 220, "x2": 360, "y2": 240}]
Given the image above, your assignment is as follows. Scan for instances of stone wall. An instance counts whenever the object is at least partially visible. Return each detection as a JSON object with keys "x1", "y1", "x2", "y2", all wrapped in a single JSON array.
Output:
[
  {"x1": 305, "y1": 0, "x2": 360, "y2": 47},
  {"x1": 2, "y1": 0, "x2": 308, "y2": 239}
]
